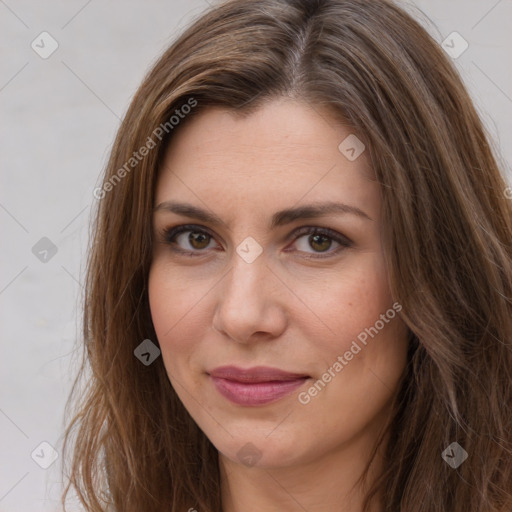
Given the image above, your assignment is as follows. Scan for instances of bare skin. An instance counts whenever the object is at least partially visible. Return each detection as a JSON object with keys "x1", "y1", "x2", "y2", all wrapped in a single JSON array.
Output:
[{"x1": 149, "y1": 98, "x2": 410, "y2": 512}]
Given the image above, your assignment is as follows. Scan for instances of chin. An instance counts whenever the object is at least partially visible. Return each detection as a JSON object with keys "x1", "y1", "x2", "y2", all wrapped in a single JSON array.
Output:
[{"x1": 212, "y1": 426, "x2": 311, "y2": 469}]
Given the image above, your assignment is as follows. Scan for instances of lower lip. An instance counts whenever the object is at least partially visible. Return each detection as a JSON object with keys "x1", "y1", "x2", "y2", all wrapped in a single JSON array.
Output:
[{"x1": 210, "y1": 376, "x2": 309, "y2": 406}]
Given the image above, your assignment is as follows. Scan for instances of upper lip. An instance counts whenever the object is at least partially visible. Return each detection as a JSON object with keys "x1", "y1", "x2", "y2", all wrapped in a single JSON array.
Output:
[{"x1": 208, "y1": 365, "x2": 309, "y2": 383}]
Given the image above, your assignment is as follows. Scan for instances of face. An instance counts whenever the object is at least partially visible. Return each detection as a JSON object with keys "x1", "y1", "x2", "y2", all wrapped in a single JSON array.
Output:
[{"x1": 148, "y1": 98, "x2": 409, "y2": 470}]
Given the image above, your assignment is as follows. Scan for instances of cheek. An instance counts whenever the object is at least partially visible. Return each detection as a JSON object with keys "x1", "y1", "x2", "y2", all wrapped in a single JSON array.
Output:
[
  {"x1": 296, "y1": 253, "x2": 408, "y2": 420},
  {"x1": 148, "y1": 262, "x2": 207, "y2": 365},
  {"x1": 293, "y1": 252, "x2": 394, "y2": 357}
]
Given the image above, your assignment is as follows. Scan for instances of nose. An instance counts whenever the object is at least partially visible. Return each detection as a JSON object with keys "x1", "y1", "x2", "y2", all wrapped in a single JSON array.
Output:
[{"x1": 212, "y1": 252, "x2": 288, "y2": 344}]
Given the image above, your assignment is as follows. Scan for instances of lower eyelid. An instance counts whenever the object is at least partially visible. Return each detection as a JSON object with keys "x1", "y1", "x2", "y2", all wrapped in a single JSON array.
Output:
[
  {"x1": 161, "y1": 226, "x2": 351, "y2": 256},
  {"x1": 173, "y1": 230, "x2": 218, "y2": 251}
]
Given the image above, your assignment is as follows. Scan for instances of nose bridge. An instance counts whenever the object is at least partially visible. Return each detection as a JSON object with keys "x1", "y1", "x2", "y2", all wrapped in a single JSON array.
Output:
[
  {"x1": 213, "y1": 249, "x2": 285, "y2": 342},
  {"x1": 223, "y1": 251, "x2": 268, "y2": 311}
]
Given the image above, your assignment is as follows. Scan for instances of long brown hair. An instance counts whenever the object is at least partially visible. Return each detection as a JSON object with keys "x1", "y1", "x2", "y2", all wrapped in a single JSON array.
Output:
[{"x1": 62, "y1": 0, "x2": 512, "y2": 510}]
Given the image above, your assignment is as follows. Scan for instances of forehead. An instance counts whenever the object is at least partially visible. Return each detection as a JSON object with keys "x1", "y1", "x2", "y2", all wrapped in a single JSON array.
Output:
[{"x1": 155, "y1": 98, "x2": 378, "y2": 221}]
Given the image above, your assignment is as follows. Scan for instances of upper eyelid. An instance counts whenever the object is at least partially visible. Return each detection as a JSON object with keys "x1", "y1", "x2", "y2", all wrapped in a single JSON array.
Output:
[
  {"x1": 161, "y1": 223, "x2": 348, "y2": 238},
  {"x1": 161, "y1": 224, "x2": 352, "y2": 249},
  {"x1": 164, "y1": 224, "x2": 221, "y2": 243}
]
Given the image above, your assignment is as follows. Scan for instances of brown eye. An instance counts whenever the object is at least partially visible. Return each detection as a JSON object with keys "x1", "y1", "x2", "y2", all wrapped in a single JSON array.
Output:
[
  {"x1": 162, "y1": 225, "x2": 218, "y2": 254},
  {"x1": 308, "y1": 234, "x2": 332, "y2": 252},
  {"x1": 161, "y1": 224, "x2": 352, "y2": 259},
  {"x1": 188, "y1": 231, "x2": 211, "y2": 250},
  {"x1": 289, "y1": 226, "x2": 352, "y2": 259}
]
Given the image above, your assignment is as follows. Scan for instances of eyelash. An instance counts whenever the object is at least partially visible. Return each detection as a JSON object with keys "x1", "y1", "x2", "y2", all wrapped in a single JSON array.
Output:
[{"x1": 158, "y1": 224, "x2": 353, "y2": 259}]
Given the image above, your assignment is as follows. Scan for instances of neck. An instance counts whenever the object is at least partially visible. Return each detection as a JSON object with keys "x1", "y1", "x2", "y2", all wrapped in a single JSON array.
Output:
[{"x1": 219, "y1": 426, "x2": 388, "y2": 512}]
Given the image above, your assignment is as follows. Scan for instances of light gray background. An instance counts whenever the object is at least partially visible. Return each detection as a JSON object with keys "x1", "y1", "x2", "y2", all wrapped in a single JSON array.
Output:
[{"x1": 1, "y1": 0, "x2": 511, "y2": 510}]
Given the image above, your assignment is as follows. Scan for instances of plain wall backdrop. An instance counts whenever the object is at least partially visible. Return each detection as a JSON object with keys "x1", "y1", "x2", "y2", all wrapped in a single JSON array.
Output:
[{"x1": 1, "y1": 0, "x2": 511, "y2": 510}]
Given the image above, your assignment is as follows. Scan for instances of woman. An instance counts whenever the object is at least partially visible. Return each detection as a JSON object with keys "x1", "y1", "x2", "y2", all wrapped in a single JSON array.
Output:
[{"x1": 62, "y1": 0, "x2": 512, "y2": 511}]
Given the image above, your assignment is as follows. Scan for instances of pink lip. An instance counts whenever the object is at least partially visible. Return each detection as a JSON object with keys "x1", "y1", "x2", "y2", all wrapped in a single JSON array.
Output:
[{"x1": 208, "y1": 366, "x2": 310, "y2": 406}]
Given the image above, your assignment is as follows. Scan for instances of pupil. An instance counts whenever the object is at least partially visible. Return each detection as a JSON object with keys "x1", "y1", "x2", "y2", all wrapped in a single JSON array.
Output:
[
  {"x1": 190, "y1": 232, "x2": 209, "y2": 249},
  {"x1": 310, "y1": 234, "x2": 331, "y2": 252}
]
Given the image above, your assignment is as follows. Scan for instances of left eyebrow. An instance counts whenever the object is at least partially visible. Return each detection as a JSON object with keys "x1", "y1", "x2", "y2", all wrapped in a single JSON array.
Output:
[
  {"x1": 153, "y1": 200, "x2": 373, "y2": 229},
  {"x1": 269, "y1": 202, "x2": 372, "y2": 227}
]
